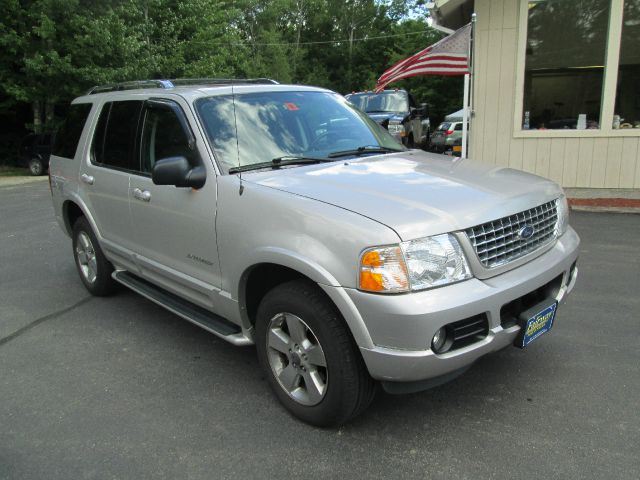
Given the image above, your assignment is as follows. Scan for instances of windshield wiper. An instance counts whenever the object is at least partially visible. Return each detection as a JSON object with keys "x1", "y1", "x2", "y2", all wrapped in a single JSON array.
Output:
[
  {"x1": 228, "y1": 156, "x2": 332, "y2": 174},
  {"x1": 327, "y1": 145, "x2": 404, "y2": 159}
]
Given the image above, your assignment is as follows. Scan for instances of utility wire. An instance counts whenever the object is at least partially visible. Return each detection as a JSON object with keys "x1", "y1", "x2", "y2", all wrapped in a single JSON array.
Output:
[{"x1": 205, "y1": 29, "x2": 436, "y2": 47}]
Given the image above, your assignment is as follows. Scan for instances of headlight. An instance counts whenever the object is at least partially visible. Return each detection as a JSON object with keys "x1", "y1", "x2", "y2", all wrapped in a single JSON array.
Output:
[
  {"x1": 555, "y1": 194, "x2": 569, "y2": 236},
  {"x1": 359, "y1": 234, "x2": 472, "y2": 293},
  {"x1": 387, "y1": 122, "x2": 404, "y2": 135},
  {"x1": 401, "y1": 234, "x2": 472, "y2": 290}
]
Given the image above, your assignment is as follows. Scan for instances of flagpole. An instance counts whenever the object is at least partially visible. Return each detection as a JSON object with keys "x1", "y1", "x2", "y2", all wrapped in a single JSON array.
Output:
[
  {"x1": 462, "y1": 74, "x2": 470, "y2": 159},
  {"x1": 462, "y1": 13, "x2": 476, "y2": 160}
]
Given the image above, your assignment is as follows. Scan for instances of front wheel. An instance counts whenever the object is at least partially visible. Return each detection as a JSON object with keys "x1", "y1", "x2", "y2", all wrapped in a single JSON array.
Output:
[{"x1": 255, "y1": 280, "x2": 376, "y2": 427}]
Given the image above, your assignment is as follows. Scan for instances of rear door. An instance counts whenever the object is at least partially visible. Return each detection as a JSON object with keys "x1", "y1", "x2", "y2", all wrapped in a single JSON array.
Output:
[
  {"x1": 128, "y1": 98, "x2": 221, "y2": 309},
  {"x1": 79, "y1": 100, "x2": 143, "y2": 268}
]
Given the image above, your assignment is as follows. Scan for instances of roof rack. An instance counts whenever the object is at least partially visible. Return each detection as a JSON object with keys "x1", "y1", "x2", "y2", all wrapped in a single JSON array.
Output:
[{"x1": 85, "y1": 78, "x2": 279, "y2": 95}]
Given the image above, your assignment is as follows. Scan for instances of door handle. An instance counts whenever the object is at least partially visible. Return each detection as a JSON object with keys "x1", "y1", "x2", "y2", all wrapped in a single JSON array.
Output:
[
  {"x1": 80, "y1": 173, "x2": 94, "y2": 185},
  {"x1": 132, "y1": 188, "x2": 151, "y2": 202}
]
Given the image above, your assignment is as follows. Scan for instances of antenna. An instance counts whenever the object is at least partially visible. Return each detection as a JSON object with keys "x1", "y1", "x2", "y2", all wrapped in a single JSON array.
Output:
[{"x1": 230, "y1": 81, "x2": 244, "y2": 195}]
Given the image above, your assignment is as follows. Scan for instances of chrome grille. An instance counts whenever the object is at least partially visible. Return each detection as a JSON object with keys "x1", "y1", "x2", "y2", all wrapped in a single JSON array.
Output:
[{"x1": 466, "y1": 200, "x2": 558, "y2": 268}]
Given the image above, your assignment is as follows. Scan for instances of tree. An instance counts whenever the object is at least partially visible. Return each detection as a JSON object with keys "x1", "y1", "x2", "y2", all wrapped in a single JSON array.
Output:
[
  {"x1": 0, "y1": 0, "x2": 149, "y2": 132},
  {"x1": 0, "y1": 0, "x2": 464, "y2": 161}
]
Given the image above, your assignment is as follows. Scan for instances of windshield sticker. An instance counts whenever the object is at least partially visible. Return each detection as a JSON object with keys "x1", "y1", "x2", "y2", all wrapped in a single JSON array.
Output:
[{"x1": 284, "y1": 102, "x2": 299, "y2": 111}]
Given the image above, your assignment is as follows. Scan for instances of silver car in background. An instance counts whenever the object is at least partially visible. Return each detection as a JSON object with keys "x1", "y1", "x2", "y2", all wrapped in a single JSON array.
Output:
[
  {"x1": 430, "y1": 121, "x2": 466, "y2": 154},
  {"x1": 49, "y1": 79, "x2": 579, "y2": 426}
]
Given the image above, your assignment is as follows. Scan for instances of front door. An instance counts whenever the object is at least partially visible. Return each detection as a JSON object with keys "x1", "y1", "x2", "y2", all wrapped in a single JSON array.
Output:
[{"x1": 128, "y1": 98, "x2": 221, "y2": 309}]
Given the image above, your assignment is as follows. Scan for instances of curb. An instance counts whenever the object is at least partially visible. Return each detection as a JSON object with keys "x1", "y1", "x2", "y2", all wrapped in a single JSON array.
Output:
[
  {"x1": 0, "y1": 176, "x2": 49, "y2": 187},
  {"x1": 568, "y1": 197, "x2": 640, "y2": 213}
]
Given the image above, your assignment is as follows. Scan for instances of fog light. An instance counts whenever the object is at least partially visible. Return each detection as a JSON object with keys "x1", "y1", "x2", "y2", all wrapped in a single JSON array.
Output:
[{"x1": 431, "y1": 327, "x2": 447, "y2": 353}]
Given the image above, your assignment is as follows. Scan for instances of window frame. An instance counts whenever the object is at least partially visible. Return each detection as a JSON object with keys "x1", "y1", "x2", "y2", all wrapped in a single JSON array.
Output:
[
  {"x1": 513, "y1": 0, "x2": 638, "y2": 138},
  {"x1": 137, "y1": 98, "x2": 199, "y2": 178}
]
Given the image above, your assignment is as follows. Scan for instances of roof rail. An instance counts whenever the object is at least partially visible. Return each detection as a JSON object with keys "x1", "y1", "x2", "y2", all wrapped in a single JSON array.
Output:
[
  {"x1": 170, "y1": 78, "x2": 279, "y2": 87},
  {"x1": 85, "y1": 78, "x2": 279, "y2": 95}
]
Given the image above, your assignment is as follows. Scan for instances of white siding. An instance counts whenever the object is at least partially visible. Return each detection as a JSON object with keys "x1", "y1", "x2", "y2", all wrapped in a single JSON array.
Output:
[{"x1": 469, "y1": 0, "x2": 640, "y2": 189}]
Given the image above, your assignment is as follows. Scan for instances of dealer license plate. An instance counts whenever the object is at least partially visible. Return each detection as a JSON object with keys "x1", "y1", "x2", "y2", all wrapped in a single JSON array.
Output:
[{"x1": 515, "y1": 300, "x2": 558, "y2": 348}]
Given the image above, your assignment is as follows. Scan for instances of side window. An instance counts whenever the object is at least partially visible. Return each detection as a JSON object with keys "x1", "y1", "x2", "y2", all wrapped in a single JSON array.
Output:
[
  {"x1": 140, "y1": 104, "x2": 192, "y2": 174},
  {"x1": 455, "y1": 123, "x2": 463, "y2": 131},
  {"x1": 92, "y1": 100, "x2": 143, "y2": 171},
  {"x1": 51, "y1": 103, "x2": 92, "y2": 159}
]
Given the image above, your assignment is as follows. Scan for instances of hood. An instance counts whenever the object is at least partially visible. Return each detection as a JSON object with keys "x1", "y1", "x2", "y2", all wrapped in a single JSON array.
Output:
[
  {"x1": 366, "y1": 112, "x2": 408, "y2": 125},
  {"x1": 246, "y1": 151, "x2": 563, "y2": 241}
]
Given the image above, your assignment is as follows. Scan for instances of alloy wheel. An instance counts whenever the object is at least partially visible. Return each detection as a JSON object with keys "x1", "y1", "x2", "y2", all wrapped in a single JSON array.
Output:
[
  {"x1": 75, "y1": 231, "x2": 98, "y2": 284},
  {"x1": 266, "y1": 312, "x2": 328, "y2": 406}
]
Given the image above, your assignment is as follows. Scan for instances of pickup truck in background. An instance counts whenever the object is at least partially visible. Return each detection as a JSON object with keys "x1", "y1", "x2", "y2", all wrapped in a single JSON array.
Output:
[{"x1": 345, "y1": 89, "x2": 429, "y2": 148}]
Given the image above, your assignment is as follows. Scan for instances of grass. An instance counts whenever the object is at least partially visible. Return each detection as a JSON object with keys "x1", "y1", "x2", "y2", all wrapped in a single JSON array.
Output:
[{"x1": 0, "y1": 165, "x2": 30, "y2": 177}]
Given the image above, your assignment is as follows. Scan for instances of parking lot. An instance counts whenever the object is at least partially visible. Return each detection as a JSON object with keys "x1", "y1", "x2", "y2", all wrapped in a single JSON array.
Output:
[{"x1": 1, "y1": 180, "x2": 639, "y2": 480}]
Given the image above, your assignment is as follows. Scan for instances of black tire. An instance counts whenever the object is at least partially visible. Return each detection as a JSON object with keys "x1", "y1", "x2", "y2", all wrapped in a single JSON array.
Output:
[
  {"x1": 28, "y1": 158, "x2": 44, "y2": 176},
  {"x1": 255, "y1": 280, "x2": 376, "y2": 427},
  {"x1": 72, "y1": 216, "x2": 118, "y2": 296},
  {"x1": 405, "y1": 135, "x2": 415, "y2": 149}
]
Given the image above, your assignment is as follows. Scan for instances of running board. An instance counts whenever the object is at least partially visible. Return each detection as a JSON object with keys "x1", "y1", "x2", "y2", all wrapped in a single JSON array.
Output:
[{"x1": 113, "y1": 271, "x2": 253, "y2": 346}]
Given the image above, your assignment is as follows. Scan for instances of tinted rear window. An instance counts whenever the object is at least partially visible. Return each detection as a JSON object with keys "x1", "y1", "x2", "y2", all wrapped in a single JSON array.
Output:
[
  {"x1": 436, "y1": 122, "x2": 451, "y2": 131},
  {"x1": 51, "y1": 103, "x2": 92, "y2": 159},
  {"x1": 92, "y1": 101, "x2": 143, "y2": 170}
]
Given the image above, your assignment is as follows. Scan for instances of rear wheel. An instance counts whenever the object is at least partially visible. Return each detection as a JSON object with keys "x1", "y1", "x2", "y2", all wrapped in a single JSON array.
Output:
[
  {"x1": 255, "y1": 280, "x2": 376, "y2": 427},
  {"x1": 72, "y1": 216, "x2": 118, "y2": 296},
  {"x1": 28, "y1": 158, "x2": 44, "y2": 176},
  {"x1": 405, "y1": 134, "x2": 415, "y2": 148}
]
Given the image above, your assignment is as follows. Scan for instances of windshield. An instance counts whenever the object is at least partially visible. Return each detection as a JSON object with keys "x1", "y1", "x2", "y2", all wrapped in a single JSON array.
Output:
[
  {"x1": 195, "y1": 91, "x2": 404, "y2": 174},
  {"x1": 345, "y1": 92, "x2": 408, "y2": 113}
]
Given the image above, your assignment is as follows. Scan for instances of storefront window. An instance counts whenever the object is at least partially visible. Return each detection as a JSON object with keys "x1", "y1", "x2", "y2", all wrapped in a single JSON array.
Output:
[
  {"x1": 522, "y1": 0, "x2": 611, "y2": 130},
  {"x1": 613, "y1": 1, "x2": 640, "y2": 130}
]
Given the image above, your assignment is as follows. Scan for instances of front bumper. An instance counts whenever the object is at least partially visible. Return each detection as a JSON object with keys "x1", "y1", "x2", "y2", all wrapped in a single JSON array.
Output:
[{"x1": 342, "y1": 227, "x2": 580, "y2": 383}]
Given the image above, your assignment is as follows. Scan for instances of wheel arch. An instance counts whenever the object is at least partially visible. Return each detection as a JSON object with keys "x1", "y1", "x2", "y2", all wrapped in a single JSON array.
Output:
[
  {"x1": 240, "y1": 263, "x2": 310, "y2": 328},
  {"x1": 237, "y1": 250, "x2": 374, "y2": 349},
  {"x1": 61, "y1": 197, "x2": 101, "y2": 241}
]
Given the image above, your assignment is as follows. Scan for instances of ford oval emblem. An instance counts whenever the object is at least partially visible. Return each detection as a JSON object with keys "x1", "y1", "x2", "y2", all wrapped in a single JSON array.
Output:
[{"x1": 519, "y1": 225, "x2": 535, "y2": 240}]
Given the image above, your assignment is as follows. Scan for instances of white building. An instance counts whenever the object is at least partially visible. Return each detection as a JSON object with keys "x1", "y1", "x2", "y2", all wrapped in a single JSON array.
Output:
[{"x1": 430, "y1": 0, "x2": 640, "y2": 199}]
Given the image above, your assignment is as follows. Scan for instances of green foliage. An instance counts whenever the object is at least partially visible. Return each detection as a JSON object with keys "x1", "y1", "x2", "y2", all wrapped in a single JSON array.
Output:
[{"x1": 0, "y1": 0, "x2": 464, "y2": 154}]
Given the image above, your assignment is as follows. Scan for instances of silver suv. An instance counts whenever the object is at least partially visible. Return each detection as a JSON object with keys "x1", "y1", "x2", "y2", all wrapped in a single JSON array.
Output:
[{"x1": 49, "y1": 79, "x2": 579, "y2": 426}]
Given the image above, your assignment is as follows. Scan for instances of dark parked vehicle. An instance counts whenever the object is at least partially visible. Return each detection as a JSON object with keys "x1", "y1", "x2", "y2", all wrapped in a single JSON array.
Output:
[
  {"x1": 345, "y1": 90, "x2": 429, "y2": 148},
  {"x1": 19, "y1": 133, "x2": 52, "y2": 176}
]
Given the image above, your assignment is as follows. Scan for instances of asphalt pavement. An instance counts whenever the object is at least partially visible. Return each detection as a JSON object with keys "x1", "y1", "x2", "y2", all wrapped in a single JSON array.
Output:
[{"x1": 1, "y1": 181, "x2": 639, "y2": 480}]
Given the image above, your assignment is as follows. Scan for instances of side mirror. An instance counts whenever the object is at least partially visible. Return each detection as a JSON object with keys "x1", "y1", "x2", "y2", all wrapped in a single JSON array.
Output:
[{"x1": 152, "y1": 156, "x2": 206, "y2": 189}]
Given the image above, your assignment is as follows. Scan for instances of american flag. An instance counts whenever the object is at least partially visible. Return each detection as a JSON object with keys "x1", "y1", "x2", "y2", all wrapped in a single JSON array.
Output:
[{"x1": 375, "y1": 23, "x2": 471, "y2": 92}]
